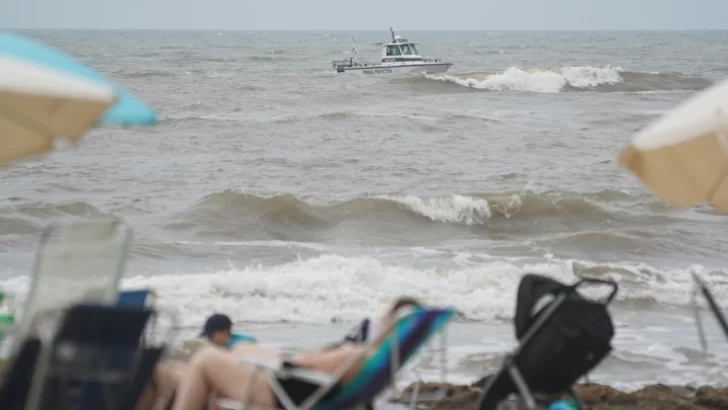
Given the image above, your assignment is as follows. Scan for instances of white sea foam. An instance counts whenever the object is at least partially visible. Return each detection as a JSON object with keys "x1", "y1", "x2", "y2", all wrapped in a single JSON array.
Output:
[
  {"x1": 426, "y1": 65, "x2": 625, "y2": 93},
  {"x1": 1, "y1": 254, "x2": 723, "y2": 329}
]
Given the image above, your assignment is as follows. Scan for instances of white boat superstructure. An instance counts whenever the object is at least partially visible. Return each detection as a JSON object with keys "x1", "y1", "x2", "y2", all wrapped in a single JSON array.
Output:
[{"x1": 332, "y1": 27, "x2": 453, "y2": 76}]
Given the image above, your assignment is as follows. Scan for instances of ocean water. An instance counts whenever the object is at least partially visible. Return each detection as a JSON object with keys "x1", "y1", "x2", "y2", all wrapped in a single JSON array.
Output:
[{"x1": 1, "y1": 29, "x2": 728, "y2": 389}]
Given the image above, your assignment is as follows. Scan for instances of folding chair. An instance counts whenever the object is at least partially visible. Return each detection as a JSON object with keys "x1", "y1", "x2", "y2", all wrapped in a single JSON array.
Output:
[
  {"x1": 0, "y1": 220, "x2": 141, "y2": 410},
  {"x1": 24, "y1": 303, "x2": 160, "y2": 410},
  {"x1": 74, "y1": 288, "x2": 168, "y2": 410},
  {"x1": 477, "y1": 274, "x2": 618, "y2": 410},
  {"x1": 218, "y1": 304, "x2": 455, "y2": 410},
  {"x1": 10, "y1": 220, "x2": 131, "y2": 354}
]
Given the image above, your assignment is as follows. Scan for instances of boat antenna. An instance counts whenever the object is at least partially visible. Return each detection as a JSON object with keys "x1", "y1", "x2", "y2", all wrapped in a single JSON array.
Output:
[{"x1": 390, "y1": 27, "x2": 396, "y2": 42}]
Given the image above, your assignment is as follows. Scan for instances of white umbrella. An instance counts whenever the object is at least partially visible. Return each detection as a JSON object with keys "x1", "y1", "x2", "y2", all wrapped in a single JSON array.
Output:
[
  {"x1": 618, "y1": 77, "x2": 728, "y2": 211},
  {"x1": 0, "y1": 55, "x2": 116, "y2": 165}
]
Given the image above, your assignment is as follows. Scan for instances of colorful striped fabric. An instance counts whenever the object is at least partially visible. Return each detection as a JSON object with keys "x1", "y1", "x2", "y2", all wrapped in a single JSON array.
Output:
[{"x1": 314, "y1": 306, "x2": 455, "y2": 410}]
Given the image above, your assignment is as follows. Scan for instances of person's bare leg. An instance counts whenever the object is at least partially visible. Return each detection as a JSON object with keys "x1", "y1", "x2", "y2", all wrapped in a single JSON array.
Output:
[
  {"x1": 135, "y1": 360, "x2": 189, "y2": 410},
  {"x1": 172, "y1": 346, "x2": 276, "y2": 410},
  {"x1": 157, "y1": 361, "x2": 188, "y2": 408},
  {"x1": 294, "y1": 343, "x2": 367, "y2": 382},
  {"x1": 229, "y1": 342, "x2": 282, "y2": 362},
  {"x1": 170, "y1": 359, "x2": 209, "y2": 410}
]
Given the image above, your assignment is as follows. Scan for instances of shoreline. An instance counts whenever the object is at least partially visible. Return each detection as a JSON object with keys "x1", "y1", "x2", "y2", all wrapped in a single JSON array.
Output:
[
  {"x1": 396, "y1": 381, "x2": 728, "y2": 410},
  {"x1": 2, "y1": 357, "x2": 727, "y2": 409}
]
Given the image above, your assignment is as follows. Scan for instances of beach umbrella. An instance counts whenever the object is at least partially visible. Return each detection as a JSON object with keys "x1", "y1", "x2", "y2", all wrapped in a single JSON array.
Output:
[
  {"x1": 0, "y1": 31, "x2": 157, "y2": 126},
  {"x1": 617, "y1": 77, "x2": 728, "y2": 211},
  {"x1": 0, "y1": 55, "x2": 116, "y2": 165}
]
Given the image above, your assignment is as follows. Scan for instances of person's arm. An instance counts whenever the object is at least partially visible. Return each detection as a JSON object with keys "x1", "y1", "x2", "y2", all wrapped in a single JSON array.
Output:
[{"x1": 367, "y1": 297, "x2": 421, "y2": 350}]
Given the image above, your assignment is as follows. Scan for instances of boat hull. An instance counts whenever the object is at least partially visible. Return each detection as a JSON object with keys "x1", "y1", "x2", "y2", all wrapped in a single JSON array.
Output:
[{"x1": 341, "y1": 63, "x2": 452, "y2": 76}]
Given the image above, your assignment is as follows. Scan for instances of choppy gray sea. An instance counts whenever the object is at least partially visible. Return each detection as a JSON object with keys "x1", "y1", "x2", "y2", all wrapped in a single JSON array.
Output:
[{"x1": 2, "y1": 29, "x2": 728, "y2": 389}]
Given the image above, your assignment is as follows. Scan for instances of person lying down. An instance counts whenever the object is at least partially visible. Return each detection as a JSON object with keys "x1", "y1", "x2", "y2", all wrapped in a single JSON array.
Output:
[{"x1": 142, "y1": 297, "x2": 420, "y2": 410}]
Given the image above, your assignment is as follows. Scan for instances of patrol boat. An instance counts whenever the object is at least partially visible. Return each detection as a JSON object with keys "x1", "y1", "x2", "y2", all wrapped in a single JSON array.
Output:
[{"x1": 332, "y1": 28, "x2": 453, "y2": 76}]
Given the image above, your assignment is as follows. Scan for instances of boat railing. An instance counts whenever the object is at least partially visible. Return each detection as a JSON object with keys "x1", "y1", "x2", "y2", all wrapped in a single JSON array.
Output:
[
  {"x1": 332, "y1": 57, "x2": 452, "y2": 72},
  {"x1": 332, "y1": 58, "x2": 379, "y2": 69},
  {"x1": 332, "y1": 58, "x2": 357, "y2": 68}
]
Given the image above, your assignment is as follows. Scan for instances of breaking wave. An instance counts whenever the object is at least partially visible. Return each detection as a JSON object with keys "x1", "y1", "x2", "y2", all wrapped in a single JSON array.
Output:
[
  {"x1": 0, "y1": 189, "x2": 681, "y2": 240},
  {"x1": 0, "y1": 254, "x2": 723, "y2": 326},
  {"x1": 158, "y1": 189, "x2": 661, "y2": 237},
  {"x1": 421, "y1": 66, "x2": 712, "y2": 93}
]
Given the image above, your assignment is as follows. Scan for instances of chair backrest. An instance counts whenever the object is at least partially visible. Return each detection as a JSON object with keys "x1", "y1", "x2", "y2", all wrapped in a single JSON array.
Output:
[
  {"x1": 15, "y1": 220, "x2": 131, "y2": 347},
  {"x1": 26, "y1": 304, "x2": 154, "y2": 410},
  {"x1": 314, "y1": 306, "x2": 455, "y2": 410},
  {"x1": 74, "y1": 288, "x2": 157, "y2": 410},
  {"x1": 513, "y1": 274, "x2": 616, "y2": 393}
]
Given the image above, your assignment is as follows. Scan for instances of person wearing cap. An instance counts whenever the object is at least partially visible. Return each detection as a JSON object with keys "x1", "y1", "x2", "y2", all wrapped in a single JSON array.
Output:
[
  {"x1": 199, "y1": 313, "x2": 258, "y2": 349},
  {"x1": 199, "y1": 313, "x2": 234, "y2": 347}
]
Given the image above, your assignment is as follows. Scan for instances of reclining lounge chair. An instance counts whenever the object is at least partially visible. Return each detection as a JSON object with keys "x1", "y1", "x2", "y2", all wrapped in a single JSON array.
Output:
[
  {"x1": 218, "y1": 303, "x2": 456, "y2": 410},
  {"x1": 477, "y1": 274, "x2": 618, "y2": 410}
]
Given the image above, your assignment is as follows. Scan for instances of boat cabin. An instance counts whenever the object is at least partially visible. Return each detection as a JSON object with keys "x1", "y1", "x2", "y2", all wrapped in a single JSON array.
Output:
[{"x1": 380, "y1": 29, "x2": 424, "y2": 64}]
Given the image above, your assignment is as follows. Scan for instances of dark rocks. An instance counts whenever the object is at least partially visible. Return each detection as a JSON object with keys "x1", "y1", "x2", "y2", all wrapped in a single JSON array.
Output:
[{"x1": 395, "y1": 381, "x2": 728, "y2": 410}]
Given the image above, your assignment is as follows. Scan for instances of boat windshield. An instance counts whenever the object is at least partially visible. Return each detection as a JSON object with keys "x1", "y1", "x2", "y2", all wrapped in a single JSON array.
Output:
[
  {"x1": 400, "y1": 44, "x2": 414, "y2": 55},
  {"x1": 409, "y1": 44, "x2": 419, "y2": 55},
  {"x1": 386, "y1": 44, "x2": 402, "y2": 56}
]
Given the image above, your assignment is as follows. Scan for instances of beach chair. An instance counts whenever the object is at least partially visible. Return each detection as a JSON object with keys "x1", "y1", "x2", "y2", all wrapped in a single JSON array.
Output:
[
  {"x1": 10, "y1": 220, "x2": 132, "y2": 354},
  {"x1": 0, "y1": 302, "x2": 169, "y2": 410},
  {"x1": 477, "y1": 274, "x2": 618, "y2": 410},
  {"x1": 73, "y1": 288, "x2": 166, "y2": 410},
  {"x1": 24, "y1": 303, "x2": 166, "y2": 410},
  {"x1": 0, "y1": 220, "x2": 134, "y2": 410},
  {"x1": 217, "y1": 303, "x2": 456, "y2": 410}
]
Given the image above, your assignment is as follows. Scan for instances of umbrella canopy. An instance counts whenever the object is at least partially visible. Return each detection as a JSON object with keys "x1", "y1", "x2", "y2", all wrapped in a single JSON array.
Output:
[
  {"x1": 0, "y1": 55, "x2": 115, "y2": 165},
  {"x1": 618, "y1": 77, "x2": 728, "y2": 211},
  {"x1": 0, "y1": 31, "x2": 157, "y2": 126}
]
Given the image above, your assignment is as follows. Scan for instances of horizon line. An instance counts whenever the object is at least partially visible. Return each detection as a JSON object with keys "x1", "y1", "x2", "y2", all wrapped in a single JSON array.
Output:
[{"x1": 2, "y1": 27, "x2": 728, "y2": 32}]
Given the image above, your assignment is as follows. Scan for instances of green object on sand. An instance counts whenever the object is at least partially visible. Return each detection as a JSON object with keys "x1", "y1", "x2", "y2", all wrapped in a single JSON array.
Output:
[{"x1": 0, "y1": 291, "x2": 14, "y2": 341}]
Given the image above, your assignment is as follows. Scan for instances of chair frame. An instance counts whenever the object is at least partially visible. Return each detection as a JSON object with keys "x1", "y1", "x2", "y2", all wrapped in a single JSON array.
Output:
[
  {"x1": 23, "y1": 301, "x2": 178, "y2": 410},
  {"x1": 691, "y1": 272, "x2": 728, "y2": 350}
]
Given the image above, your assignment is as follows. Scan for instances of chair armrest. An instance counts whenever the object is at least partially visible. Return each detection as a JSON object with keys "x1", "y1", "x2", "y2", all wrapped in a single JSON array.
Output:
[
  {"x1": 282, "y1": 366, "x2": 337, "y2": 386},
  {"x1": 235, "y1": 355, "x2": 337, "y2": 386}
]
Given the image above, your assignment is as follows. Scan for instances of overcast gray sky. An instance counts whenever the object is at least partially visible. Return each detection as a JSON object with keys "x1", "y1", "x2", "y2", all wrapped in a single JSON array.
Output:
[{"x1": 2, "y1": 0, "x2": 727, "y2": 30}]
